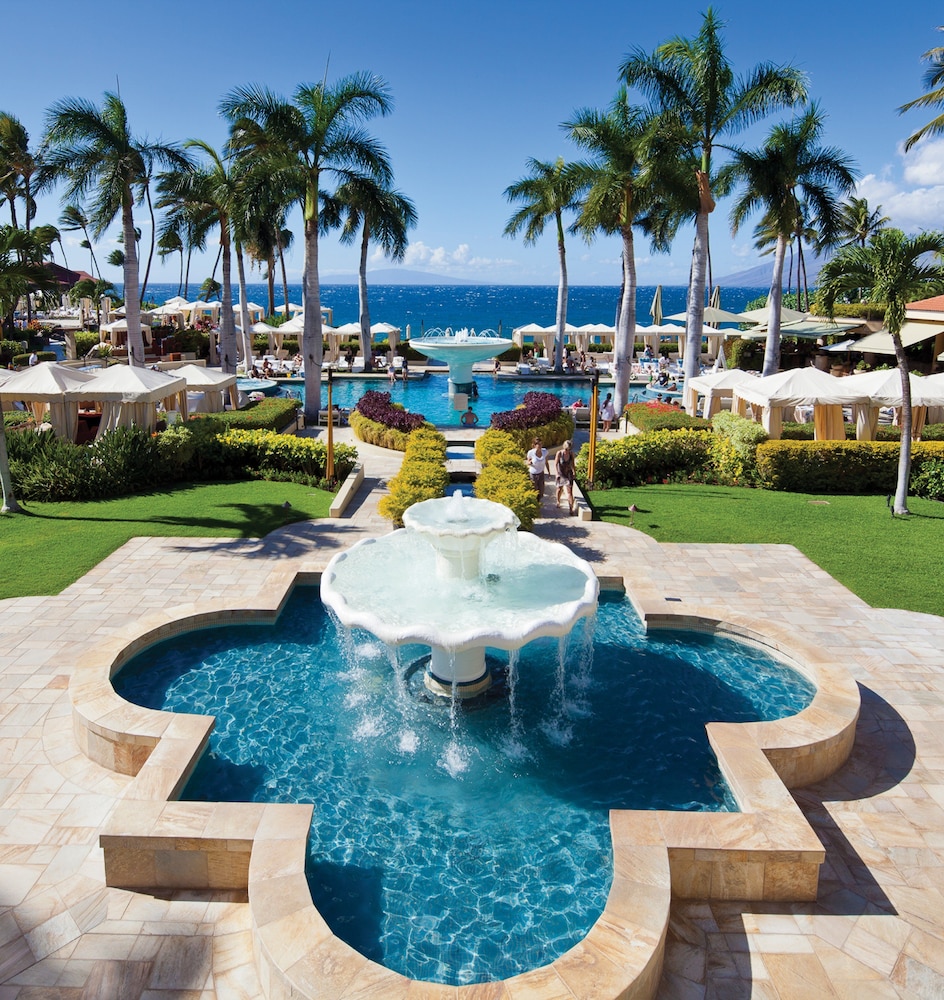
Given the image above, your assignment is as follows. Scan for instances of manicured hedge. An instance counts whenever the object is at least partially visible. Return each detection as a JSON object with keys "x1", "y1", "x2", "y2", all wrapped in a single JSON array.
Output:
[
  {"x1": 472, "y1": 430, "x2": 539, "y2": 530},
  {"x1": 489, "y1": 392, "x2": 574, "y2": 452},
  {"x1": 194, "y1": 397, "x2": 299, "y2": 432},
  {"x1": 623, "y1": 401, "x2": 710, "y2": 432},
  {"x1": 378, "y1": 427, "x2": 449, "y2": 526},
  {"x1": 575, "y1": 429, "x2": 714, "y2": 489},
  {"x1": 755, "y1": 439, "x2": 944, "y2": 494},
  {"x1": 13, "y1": 352, "x2": 57, "y2": 366}
]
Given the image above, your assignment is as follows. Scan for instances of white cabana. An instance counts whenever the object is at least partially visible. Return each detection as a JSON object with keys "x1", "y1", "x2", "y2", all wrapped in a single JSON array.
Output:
[
  {"x1": 0, "y1": 362, "x2": 98, "y2": 441},
  {"x1": 841, "y1": 369, "x2": 944, "y2": 440},
  {"x1": 684, "y1": 369, "x2": 757, "y2": 418},
  {"x1": 233, "y1": 302, "x2": 266, "y2": 324},
  {"x1": 100, "y1": 319, "x2": 153, "y2": 346},
  {"x1": 370, "y1": 322, "x2": 401, "y2": 354},
  {"x1": 150, "y1": 303, "x2": 188, "y2": 329},
  {"x1": 173, "y1": 364, "x2": 239, "y2": 413},
  {"x1": 274, "y1": 302, "x2": 304, "y2": 316},
  {"x1": 512, "y1": 323, "x2": 555, "y2": 358},
  {"x1": 184, "y1": 300, "x2": 221, "y2": 325},
  {"x1": 66, "y1": 365, "x2": 188, "y2": 440},
  {"x1": 732, "y1": 366, "x2": 866, "y2": 440}
]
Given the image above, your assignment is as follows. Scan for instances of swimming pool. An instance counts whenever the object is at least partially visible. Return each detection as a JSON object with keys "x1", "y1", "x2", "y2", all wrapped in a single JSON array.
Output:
[
  {"x1": 113, "y1": 588, "x2": 814, "y2": 986},
  {"x1": 280, "y1": 372, "x2": 608, "y2": 425}
]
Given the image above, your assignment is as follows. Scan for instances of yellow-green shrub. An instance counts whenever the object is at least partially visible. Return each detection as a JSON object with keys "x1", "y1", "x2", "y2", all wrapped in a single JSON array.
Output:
[
  {"x1": 378, "y1": 429, "x2": 449, "y2": 526},
  {"x1": 474, "y1": 429, "x2": 525, "y2": 464},
  {"x1": 221, "y1": 428, "x2": 357, "y2": 486},
  {"x1": 473, "y1": 434, "x2": 538, "y2": 530},
  {"x1": 349, "y1": 409, "x2": 434, "y2": 451}
]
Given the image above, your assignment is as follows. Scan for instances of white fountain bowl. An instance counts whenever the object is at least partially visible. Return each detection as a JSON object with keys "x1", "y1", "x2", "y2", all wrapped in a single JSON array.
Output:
[
  {"x1": 320, "y1": 530, "x2": 599, "y2": 655},
  {"x1": 403, "y1": 493, "x2": 519, "y2": 541}
]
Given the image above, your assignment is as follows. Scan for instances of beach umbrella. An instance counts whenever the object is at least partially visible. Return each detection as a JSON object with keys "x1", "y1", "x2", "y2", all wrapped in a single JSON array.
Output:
[
  {"x1": 739, "y1": 304, "x2": 807, "y2": 326},
  {"x1": 649, "y1": 286, "x2": 663, "y2": 327},
  {"x1": 668, "y1": 305, "x2": 748, "y2": 326}
]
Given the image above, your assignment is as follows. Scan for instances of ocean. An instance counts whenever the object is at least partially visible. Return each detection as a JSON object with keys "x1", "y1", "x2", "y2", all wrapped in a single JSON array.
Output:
[{"x1": 135, "y1": 283, "x2": 767, "y2": 333}]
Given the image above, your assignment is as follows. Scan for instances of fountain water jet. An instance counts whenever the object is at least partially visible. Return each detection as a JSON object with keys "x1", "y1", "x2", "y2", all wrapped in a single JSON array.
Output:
[
  {"x1": 408, "y1": 327, "x2": 513, "y2": 398},
  {"x1": 321, "y1": 493, "x2": 599, "y2": 697}
]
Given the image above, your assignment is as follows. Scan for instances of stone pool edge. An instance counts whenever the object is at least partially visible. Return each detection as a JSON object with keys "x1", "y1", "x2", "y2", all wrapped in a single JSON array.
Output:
[{"x1": 69, "y1": 575, "x2": 860, "y2": 1000}]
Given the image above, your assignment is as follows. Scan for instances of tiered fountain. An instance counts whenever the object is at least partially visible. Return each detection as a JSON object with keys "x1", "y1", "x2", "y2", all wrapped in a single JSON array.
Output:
[
  {"x1": 321, "y1": 493, "x2": 599, "y2": 697},
  {"x1": 408, "y1": 327, "x2": 513, "y2": 398}
]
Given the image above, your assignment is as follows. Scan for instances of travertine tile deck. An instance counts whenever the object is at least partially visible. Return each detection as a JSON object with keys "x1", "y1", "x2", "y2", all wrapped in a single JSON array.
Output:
[{"x1": 1, "y1": 432, "x2": 943, "y2": 998}]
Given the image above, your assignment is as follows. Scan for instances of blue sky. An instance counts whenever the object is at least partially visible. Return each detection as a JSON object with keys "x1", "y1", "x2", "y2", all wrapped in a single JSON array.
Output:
[{"x1": 4, "y1": 0, "x2": 942, "y2": 287}]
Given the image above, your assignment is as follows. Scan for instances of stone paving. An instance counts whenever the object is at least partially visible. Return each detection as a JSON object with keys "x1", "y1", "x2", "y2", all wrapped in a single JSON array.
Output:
[{"x1": 1, "y1": 427, "x2": 944, "y2": 998}]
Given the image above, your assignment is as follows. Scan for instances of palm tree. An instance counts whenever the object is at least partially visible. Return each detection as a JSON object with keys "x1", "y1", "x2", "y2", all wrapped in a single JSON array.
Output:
[
  {"x1": 41, "y1": 91, "x2": 191, "y2": 365},
  {"x1": 622, "y1": 7, "x2": 807, "y2": 379},
  {"x1": 727, "y1": 104, "x2": 856, "y2": 375},
  {"x1": 837, "y1": 196, "x2": 890, "y2": 248},
  {"x1": 565, "y1": 90, "x2": 677, "y2": 409},
  {"x1": 158, "y1": 140, "x2": 245, "y2": 372},
  {"x1": 0, "y1": 112, "x2": 38, "y2": 232},
  {"x1": 899, "y1": 26, "x2": 944, "y2": 150},
  {"x1": 331, "y1": 176, "x2": 416, "y2": 369},
  {"x1": 221, "y1": 72, "x2": 393, "y2": 422},
  {"x1": 59, "y1": 204, "x2": 102, "y2": 278},
  {"x1": 818, "y1": 228, "x2": 944, "y2": 514},
  {"x1": 69, "y1": 276, "x2": 116, "y2": 328},
  {"x1": 504, "y1": 157, "x2": 586, "y2": 374}
]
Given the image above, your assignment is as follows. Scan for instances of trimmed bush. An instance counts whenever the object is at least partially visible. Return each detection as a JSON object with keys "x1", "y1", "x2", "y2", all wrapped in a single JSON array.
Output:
[
  {"x1": 489, "y1": 392, "x2": 574, "y2": 452},
  {"x1": 710, "y1": 411, "x2": 769, "y2": 485},
  {"x1": 912, "y1": 458, "x2": 944, "y2": 500},
  {"x1": 195, "y1": 397, "x2": 299, "y2": 433},
  {"x1": 624, "y1": 401, "x2": 709, "y2": 432},
  {"x1": 475, "y1": 428, "x2": 524, "y2": 465},
  {"x1": 73, "y1": 332, "x2": 102, "y2": 358},
  {"x1": 755, "y1": 439, "x2": 944, "y2": 493},
  {"x1": 219, "y1": 429, "x2": 356, "y2": 488},
  {"x1": 356, "y1": 390, "x2": 426, "y2": 432},
  {"x1": 470, "y1": 429, "x2": 538, "y2": 530},
  {"x1": 378, "y1": 427, "x2": 449, "y2": 526},
  {"x1": 575, "y1": 429, "x2": 714, "y2": 489}
]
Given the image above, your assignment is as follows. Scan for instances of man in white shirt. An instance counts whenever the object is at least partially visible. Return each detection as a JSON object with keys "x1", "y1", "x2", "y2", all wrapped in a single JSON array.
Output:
[{"x1": 526, "y1": 437, "x2": 547, "y2": 497}]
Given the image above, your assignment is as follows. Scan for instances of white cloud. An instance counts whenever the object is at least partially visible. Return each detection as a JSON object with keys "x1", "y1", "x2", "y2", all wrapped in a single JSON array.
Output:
[
  {"x1": 730, "y1": 241, "x2": 754, "y2": 259},
  {"x1": 902, "y1": 138, "x2": 944, "y2": 186},
  {"x1": 377, "y1": 240, "x2": 518, "y2": 275}
]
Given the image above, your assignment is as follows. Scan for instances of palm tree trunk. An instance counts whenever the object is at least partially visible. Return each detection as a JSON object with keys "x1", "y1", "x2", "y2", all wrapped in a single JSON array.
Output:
[
  {"x1": 302, "y1": 211, "x2": 323, "y2": 424},
  {"x1": 235, "y1": 241, "x2": 253, "y2": 371},
  {"x1": 554, "y1": 210, "x2": 568, "y2": 375},
  {"x1": 217, "y1": 221, "x2": 238, "y2": 374},
  {"x1": 0, "y1": 406, "x2": 21, "y2": 513},
  {"x1": 358, "y1": 223, "x2": 372, "y2": 372},
  {"x1": 275, "y1": 232, "x2": 290, "y2": 323},
  {"x1": 892, "y1": 333, "x2": 912, "y2": 514},
  {"x1": 762, "y1": 235, "x2": 788, "y2": 376},
  {"x1": 266, "y1": 251, "x2": 276, "y2": 317},
  {"x1": 613, "y1": 225, "x2": 637, "y2": 412},
  {"x1": 121, "y1": 194, "x2": 145, "y2": 366},
  {"x1": 177, "y1": 247, "x2": 183, "y2": 297},
  {"x1": 140, "y1": 185, "x2": 156, "y2": 306},
  {"x1": 684, "y1": 171, "x2": 714, "y2": 381},
  {"x1": 184, "y1": 246, "x2": 192, "y2": 299}
]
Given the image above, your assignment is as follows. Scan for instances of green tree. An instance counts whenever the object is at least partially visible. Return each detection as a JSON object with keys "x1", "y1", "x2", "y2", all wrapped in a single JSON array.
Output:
[
  {"x1": 836, "y1": 196, "x2": 890, "y2": 248},
  {"x1": 68, "y1": 276, "x2": 116, "y2": 328},
  {"x1": 565, "y1": 90, "x2": 676, "y2": 408},
  {"x1": 59, "y1": 204, "x2": 102, "y2": 278},
  {"x1": 221, "y1": 72, "x2": 393, "y2": 421},
  {"x1": 622, "y1": 8, "x2": 806, "y2": 379},
  {"x1": 331, "y1": 176, "x2": 416, "y2": 369},
  {"x1": 727, "y1": 104, "x2": 856, "y2": 375},
  {"x1": 818, "y1": 228, "x2": 944, "y2": 514},
  {"x1": 504, "y1": 157, "x2": 586, "y2": 374},
  {"x1": 0, "y1": 112, "x2": 38, "y2": 232},
  {"x1": 42, "y1": 91, "x2": 190, "y2": 365},
  {"x1": 899, "y1": 26, "x2": 944, "y2": 150}
]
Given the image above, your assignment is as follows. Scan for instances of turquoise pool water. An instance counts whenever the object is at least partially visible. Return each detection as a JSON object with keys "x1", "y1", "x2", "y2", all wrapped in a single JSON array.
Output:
[
  {"x1": 280, "y1": 372, "x2": 646, "y2": 426},
  {"x1": 113, "y1": 589, "x2": 814, "y2": 986}
]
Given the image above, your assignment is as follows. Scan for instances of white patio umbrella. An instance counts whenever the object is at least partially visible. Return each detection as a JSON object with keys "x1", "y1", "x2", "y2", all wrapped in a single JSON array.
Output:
[
  {"x1": 66, "y1": 365, "x2": 188, "y2": 439},
  {"x1": 0, "y1": 362, "x2": 98, "y2": 440},
  {"x1": 649, "y1": 285, "x2": 663, "y2": 327},
  {"x1": 738, "y1": 304, "x2": 807, "y2": 326},
  {"x1": 274, "y1": 302, "x2": 304, "y2": 316}
]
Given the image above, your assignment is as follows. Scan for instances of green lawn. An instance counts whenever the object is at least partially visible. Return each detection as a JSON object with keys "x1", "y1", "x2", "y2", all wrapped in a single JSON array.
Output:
[
  {"x1": 0, "y1": 480, "x2": 333, "y2": 599},
  {"x1": 588, "y1": 485, "x2": 944, "y2": 618}
]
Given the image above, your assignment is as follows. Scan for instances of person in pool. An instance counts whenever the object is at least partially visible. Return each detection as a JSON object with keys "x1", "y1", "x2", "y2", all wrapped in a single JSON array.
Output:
[{"x1": 460, "y1": 406, "x2": 479, "y2": 426}]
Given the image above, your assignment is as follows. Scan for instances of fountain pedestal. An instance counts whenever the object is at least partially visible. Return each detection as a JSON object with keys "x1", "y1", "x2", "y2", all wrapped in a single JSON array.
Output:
[
  {"x1": 408, "y1": 329, "x2": 513, "y2": 398},
  {"x1": 321, "y1": 494, "x2": 599, "y2": 700}
]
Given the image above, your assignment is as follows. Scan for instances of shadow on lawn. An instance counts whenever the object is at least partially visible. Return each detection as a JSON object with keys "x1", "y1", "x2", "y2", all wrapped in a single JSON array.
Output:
[{"x1": 16, "y1": 501, "x2": 317, "y2": 537}]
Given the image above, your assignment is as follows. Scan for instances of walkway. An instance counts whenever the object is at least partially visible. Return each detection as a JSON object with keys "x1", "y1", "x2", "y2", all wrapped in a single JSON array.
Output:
[{"x1": 1, "y1": 432, "x2": 943, "y2": 998}]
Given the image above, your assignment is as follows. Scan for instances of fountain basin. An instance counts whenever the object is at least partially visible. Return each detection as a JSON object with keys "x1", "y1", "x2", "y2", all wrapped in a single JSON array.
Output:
[
  {"x1": 321, "y1": 506, "x2": 599, "y2": 695},
  {"x1": 409, "y1": 328, "x2": 513, "y2": 394}
]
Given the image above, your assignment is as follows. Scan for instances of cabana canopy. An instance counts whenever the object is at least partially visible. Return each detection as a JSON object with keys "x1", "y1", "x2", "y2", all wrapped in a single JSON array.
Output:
[
  {"x1": 65, "y1": 365, "x2": 188, "y2": 439},
  {"x1": 732, "y1": 366, "x2": 866, "y2": 441},
  {"x1": 852, "y1": 322, "x2": 944, "y2": 355},
  {"x1": 0, "y1": 362, "x2": 98, "y2": 440},
  {"x1": 684, "y1": 368, "x2": 756, "y2": 418},
  {"x1": 173, "y1": 363, "x2": 239, "y2": 413}
]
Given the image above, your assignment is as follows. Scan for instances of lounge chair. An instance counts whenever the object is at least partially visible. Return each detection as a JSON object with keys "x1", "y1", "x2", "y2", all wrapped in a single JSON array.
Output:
[{"x1": 351, "y1": 356, "x2": 366, "y2": 372}]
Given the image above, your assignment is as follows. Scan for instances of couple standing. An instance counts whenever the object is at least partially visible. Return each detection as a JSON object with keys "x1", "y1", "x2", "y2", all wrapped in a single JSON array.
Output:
[{"x1": 526, "y1": 438, "x2": 577, "y2": 516}]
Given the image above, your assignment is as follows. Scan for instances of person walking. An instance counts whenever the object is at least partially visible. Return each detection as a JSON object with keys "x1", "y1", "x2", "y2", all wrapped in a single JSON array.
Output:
[
  {"x1": 526, "y1": 437, "x2": 548, "y2": 500},
  {"x1": 554, "y1": 439, "x2": 577, "y2": 515},
  {"x1": 600, "y1": 392, "x2": 616, "y2": 432}
]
